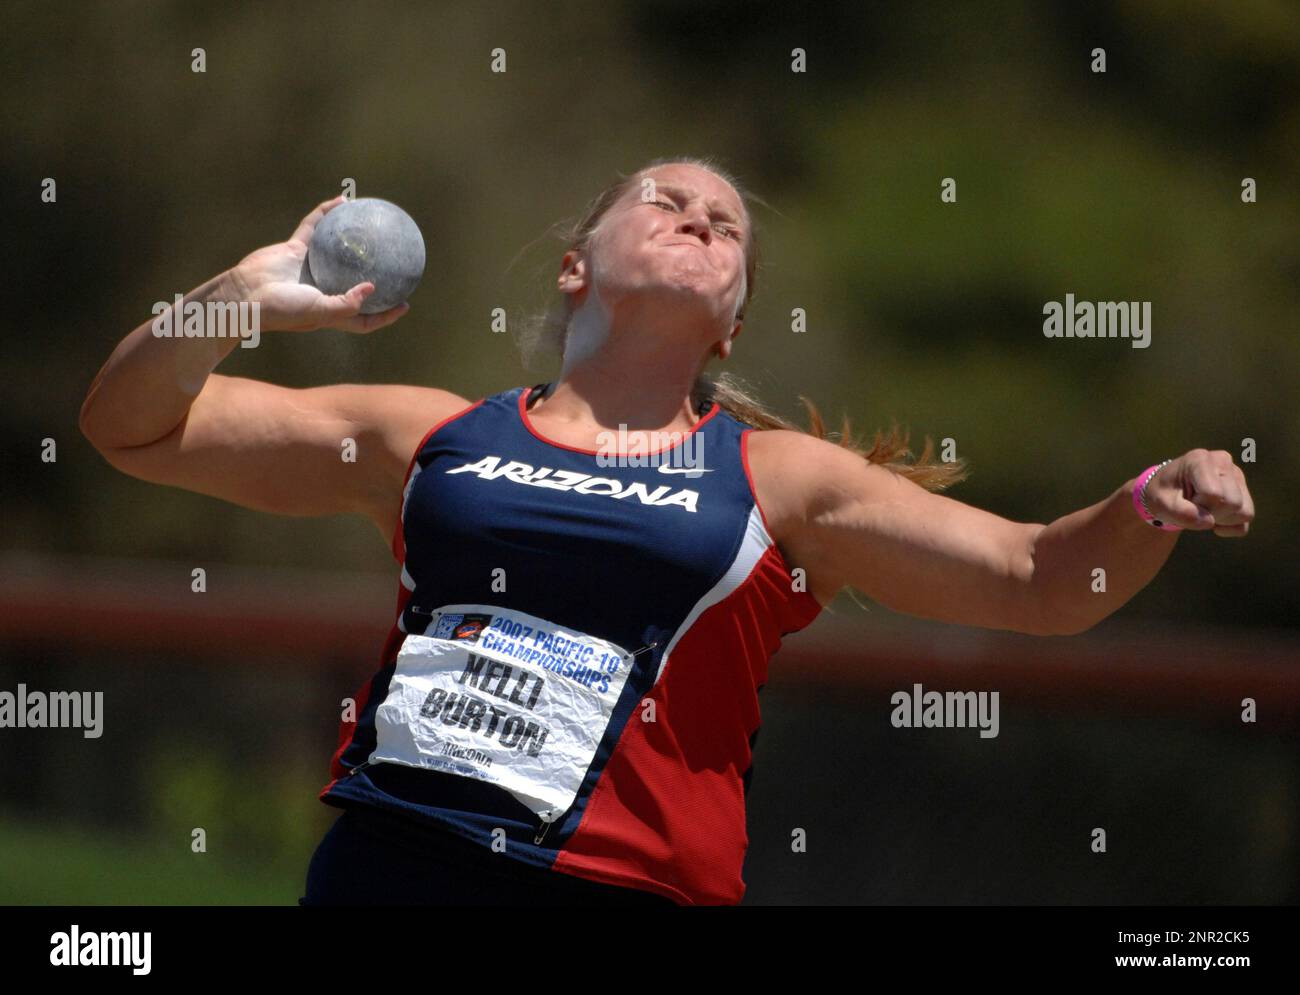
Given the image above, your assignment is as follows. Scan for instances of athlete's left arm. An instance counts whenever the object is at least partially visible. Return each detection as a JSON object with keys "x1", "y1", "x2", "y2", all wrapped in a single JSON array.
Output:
[{"x1": 774, "y1": 436, "x2": 1255, "y2": 636}]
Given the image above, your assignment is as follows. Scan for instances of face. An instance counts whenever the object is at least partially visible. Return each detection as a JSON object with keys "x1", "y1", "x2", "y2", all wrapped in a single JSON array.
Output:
[{"x1": 560, "y1": 163, "x2": 750, "y2": 341}]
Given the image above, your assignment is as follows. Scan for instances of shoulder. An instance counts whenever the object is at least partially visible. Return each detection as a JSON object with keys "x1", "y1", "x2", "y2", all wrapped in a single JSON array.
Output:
[
  {"x1": 348, "y1": 385, "x2": 478, "y2": 526},
  {"x1": 351, "y1": 384, "x2": 478, "y2": 455},
  {"x1": 743, "y1": 430, "x2": 877, "y2": 609},
  {"x1": 743, "y1": 429, "x2": 929, "y2": 609},
  {"x1": 745, "y1": 427, "x2": 934, "y2": 544},
  {"x1": 744, "y1": 426, "x2": 846, "y2": 466},
  {"x1": 744, "y1": 428, "x2": 904, "y2": 517},
  {"x1": 317, "y1": 383, "x2": 475, "y2": 426}
]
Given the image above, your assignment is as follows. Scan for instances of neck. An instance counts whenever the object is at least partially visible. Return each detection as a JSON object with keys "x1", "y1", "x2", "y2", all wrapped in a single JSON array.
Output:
[
  {"x1": 536, "y1": 292, "x2": 720, "y2": 432},
  {"x1": 530, "y1": 363, "x2": 707, "y2": 434}
]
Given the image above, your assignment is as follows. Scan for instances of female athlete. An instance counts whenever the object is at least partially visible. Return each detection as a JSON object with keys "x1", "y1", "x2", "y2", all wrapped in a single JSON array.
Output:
[{"x1": 79, "y1": 156, "x2": 1255, "y2": 906}]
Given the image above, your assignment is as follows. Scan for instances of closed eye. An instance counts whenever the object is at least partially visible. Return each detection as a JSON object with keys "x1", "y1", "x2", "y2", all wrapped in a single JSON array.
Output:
[{"x1": 653, "y1": 200, "x2": 740, "y2": 240}]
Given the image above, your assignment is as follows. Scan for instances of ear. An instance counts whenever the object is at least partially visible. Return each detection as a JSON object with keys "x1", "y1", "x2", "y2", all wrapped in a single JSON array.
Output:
[
  {"x1": 557, "y1": 249, "x2": 589, "y2": 294},
  {"x1": 716, "y1": 322, "x2": 741, "y2": 360}
]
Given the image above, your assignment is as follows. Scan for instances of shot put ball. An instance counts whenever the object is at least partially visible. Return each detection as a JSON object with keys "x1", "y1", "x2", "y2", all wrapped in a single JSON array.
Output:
[{"x1": 306, "y1": 197, "x2": 426, "y2": 314}]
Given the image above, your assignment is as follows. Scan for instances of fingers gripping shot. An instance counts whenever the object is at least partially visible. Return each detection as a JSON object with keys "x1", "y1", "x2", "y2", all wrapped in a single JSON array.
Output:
[{"x1": 78, "y1": 157, "x2": 1256, "y2": 906}]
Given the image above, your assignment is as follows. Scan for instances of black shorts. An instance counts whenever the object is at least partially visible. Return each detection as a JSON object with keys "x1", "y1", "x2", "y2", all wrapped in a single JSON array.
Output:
[{"x1": 299, "y1": 804, "x2": 678, "y2": 906}]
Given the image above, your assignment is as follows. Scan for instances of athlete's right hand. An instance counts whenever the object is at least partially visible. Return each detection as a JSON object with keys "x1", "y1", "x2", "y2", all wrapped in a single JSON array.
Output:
[{"x1": 223, "y1": 195, "x2": 411, "y2": 333}]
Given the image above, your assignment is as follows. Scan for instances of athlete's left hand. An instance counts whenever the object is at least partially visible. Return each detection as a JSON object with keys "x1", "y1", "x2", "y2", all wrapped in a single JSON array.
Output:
[{"x1": 1143, "y1": 449, "x2": 1256, "y2": 537}]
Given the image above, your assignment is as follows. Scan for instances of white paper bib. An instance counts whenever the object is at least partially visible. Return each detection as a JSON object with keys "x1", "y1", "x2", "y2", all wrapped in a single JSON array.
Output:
[{"x1": 370, "y1": 604, "x2": 639, "y2": 823}]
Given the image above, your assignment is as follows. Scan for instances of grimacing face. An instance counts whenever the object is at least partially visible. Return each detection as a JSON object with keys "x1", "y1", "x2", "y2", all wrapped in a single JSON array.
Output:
[{"x1": 564, "y1": 163, "x2": 750, "y2": 338}]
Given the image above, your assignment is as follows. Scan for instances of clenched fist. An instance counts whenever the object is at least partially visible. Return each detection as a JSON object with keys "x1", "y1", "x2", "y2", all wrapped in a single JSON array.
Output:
[{"x1": 1141, "y1": 449, "x2": 1256, "y2": 537}]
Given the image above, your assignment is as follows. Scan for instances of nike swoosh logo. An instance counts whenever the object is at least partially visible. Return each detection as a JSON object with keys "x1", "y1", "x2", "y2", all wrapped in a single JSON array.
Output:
[{"x1": 657, "y1": 465, "x2": 714, "y2": 475}]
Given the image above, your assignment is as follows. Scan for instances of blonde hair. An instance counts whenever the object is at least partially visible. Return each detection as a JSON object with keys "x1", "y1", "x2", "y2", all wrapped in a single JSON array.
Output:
[{"x1": 514, "y1": 155, "x2": 969, "y2": 493}]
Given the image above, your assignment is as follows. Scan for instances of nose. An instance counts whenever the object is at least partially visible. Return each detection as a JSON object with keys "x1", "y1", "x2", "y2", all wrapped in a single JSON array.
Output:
[{"x1": 678, "y1": 210, "x2": 712, "y2": 244}]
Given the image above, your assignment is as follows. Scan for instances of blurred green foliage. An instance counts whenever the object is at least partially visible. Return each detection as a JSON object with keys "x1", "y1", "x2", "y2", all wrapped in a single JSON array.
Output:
[
  {"x1": 2, "y1": 4, "x2": 1296, "y2": 611},
  {"x1": 0, "y1": 816, "x2": 302, "y2": 904},
  {"x1": 145, "y1": 745, "x2": 324, "y2": 865}
]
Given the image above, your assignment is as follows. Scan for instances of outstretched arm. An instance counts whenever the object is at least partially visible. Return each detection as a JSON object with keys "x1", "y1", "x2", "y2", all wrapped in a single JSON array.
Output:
[
  {"x1": 768, "y1": 435, "x2": 1254, "y2": 636},
  {"x1": 1027, "y1": 449, "x2": 1253, "y2": 634}
]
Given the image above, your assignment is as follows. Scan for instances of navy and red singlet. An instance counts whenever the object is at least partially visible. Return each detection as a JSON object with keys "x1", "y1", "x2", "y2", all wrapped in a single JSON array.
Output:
[{"x1": 318, "y1": 383, "x2": 823, "y2": 905}]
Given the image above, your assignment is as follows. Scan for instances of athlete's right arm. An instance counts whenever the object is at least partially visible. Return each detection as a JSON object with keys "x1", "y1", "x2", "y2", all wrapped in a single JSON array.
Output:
[{"x1": 78, "y1": 196, "x2": 472, "y2": 544}]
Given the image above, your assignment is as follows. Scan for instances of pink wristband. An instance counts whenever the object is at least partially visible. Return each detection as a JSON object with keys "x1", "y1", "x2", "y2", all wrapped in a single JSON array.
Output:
[{"x1": 1132, "y1": 461, "x2": 1181, "y2": 531}]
